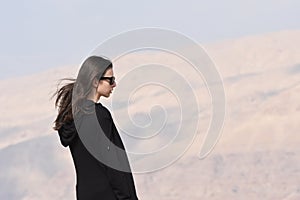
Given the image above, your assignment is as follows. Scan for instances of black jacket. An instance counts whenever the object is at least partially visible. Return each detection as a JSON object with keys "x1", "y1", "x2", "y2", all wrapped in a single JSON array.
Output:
[{"x1": 58, "y1": 100, "x2": 139, "y2": 200}]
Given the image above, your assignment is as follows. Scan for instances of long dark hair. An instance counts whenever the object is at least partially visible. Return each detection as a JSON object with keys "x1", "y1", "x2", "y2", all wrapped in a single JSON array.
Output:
[{"x1": 52, "y1": 56, "x2": 112, "y2": 131}]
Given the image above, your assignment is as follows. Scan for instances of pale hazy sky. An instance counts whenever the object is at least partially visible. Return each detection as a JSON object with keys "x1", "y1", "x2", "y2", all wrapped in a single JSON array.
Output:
[{"x1": 0, "y1": 0, "x2": 299, "y2": 79}]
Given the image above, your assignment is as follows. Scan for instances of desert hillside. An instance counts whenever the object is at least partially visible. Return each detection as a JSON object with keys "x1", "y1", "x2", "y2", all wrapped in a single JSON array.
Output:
[{"x1": 0, "y1": 30, "x2": 299, "y2": 200}]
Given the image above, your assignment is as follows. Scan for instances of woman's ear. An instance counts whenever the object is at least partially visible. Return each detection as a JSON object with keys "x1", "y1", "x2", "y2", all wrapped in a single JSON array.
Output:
[{"x1": 93, "y1": 78, "x2": 99, "y2": 88}]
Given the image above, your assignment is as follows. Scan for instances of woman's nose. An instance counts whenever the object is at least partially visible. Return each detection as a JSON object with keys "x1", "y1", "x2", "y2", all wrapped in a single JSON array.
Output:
[{"x1": 112, "y1": 81, "x2": 117, "y2": 87}]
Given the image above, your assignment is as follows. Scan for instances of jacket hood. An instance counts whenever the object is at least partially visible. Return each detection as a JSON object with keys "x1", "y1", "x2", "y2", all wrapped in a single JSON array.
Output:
[
  {"x1": 57, "y1": 99, "x2": 96, "y2": 147},
  {"x1": 58, "y1": 120, "x2": 78, "y2": 147}
]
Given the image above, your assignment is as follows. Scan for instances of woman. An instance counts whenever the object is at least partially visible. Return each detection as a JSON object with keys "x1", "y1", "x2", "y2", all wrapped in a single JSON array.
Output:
[{"x1": 52, "y1": 56, "x2": 139, "y2": 200}]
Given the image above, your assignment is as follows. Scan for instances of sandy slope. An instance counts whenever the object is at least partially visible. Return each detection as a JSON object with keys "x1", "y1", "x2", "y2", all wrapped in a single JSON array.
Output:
[{"x1": 0, "y1": 30, "x2": 299, "y2": 200}]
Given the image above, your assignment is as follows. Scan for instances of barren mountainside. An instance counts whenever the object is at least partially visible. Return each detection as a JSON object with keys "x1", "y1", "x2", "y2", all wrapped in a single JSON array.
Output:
[{"x1": 0, "y1": 30, "x2": 299, "y2": 200}]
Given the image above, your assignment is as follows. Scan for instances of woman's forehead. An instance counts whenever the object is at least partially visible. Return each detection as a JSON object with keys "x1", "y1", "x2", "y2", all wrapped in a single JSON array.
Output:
[{"x1": 104, "y1": 68, "x2": 113, "y2": 75}]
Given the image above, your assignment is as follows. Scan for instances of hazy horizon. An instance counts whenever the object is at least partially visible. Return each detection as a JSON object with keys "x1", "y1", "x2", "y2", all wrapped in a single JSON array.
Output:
[{"x1": 1, "y1": 0, "x2": 300, "y2": 79}]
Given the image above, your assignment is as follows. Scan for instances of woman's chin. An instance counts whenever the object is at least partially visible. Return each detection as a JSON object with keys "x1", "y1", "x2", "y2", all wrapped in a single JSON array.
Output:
[{"x1": 104, "y1": 93, "x2": 111, "y2": 98}]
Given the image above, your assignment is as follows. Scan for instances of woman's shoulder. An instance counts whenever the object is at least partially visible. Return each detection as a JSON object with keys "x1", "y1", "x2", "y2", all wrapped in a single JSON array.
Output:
[{"x1": 95, "y1": 103, "x2": 112, "y2": 119}]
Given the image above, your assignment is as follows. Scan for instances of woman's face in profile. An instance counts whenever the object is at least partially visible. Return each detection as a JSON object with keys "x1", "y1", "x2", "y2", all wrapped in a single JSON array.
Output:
[{"x1": 96, "y1": 68, "x2": 116, "y2": 99}]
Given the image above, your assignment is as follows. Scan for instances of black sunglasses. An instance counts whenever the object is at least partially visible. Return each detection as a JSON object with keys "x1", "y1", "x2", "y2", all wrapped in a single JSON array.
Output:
[{"x1": 100, "y1": 76, "x2": 115, "y2": 85}]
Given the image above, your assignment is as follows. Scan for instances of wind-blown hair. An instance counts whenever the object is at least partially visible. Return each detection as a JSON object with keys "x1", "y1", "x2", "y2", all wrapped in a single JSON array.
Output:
[{"x1": 52, "y1": 56, "x2": 112, "y2": 131}]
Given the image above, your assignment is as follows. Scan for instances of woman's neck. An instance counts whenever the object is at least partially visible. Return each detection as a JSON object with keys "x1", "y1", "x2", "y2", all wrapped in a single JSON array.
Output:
[{"x1": 86, "y1": 92, "x2": 100, "y2": 103}]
